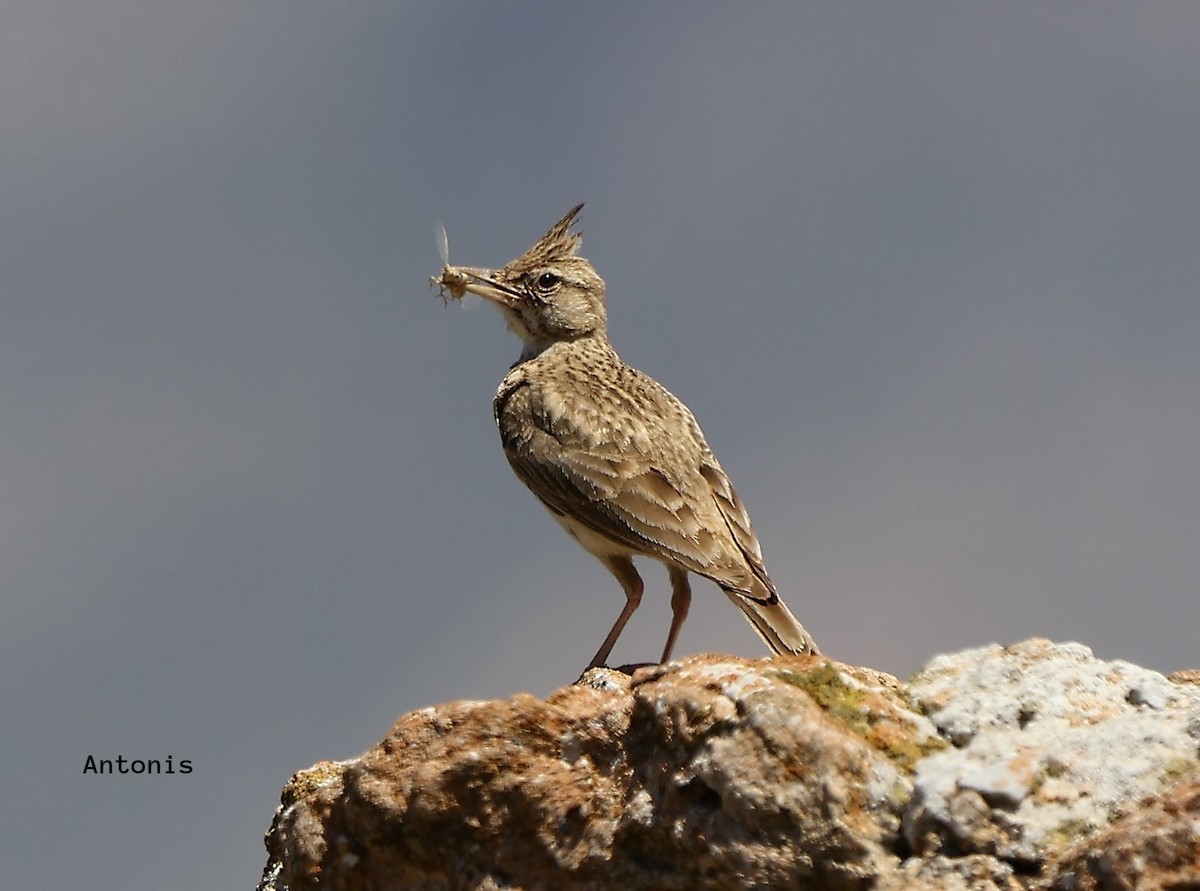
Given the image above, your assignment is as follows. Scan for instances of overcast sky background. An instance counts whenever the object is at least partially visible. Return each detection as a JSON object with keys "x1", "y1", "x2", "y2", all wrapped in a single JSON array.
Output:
[{"x1": 3, "y1": 3, "x2": 1199, "y2": 887}]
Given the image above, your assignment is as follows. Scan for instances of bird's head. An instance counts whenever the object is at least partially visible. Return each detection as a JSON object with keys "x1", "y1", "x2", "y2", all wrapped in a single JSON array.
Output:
[{"x1": 438, "y1": 204, "x2": 607, "y2": 357}]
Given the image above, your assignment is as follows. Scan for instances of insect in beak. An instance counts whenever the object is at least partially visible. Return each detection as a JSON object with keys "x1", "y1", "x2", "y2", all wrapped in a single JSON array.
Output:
[{"x1": 429, "y1": 222, "x2": 472, "y2": 304}]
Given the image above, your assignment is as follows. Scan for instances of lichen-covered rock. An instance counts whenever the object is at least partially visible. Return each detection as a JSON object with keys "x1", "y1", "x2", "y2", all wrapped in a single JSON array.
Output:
[
  {"x1": 903, "y1": 639, "x2": 1200, "y2": 864},
  {"x1": 259, "y1": 641, "x2": 1200, "y2": 891},
  {"x1": 878, "y1": 854, "x2": 1023, "y2": 891},
  {"x1": 1041, "y1": 767, "x2": 1200, "y2": 890},
  {"x1": 259, "y1": 654, "x2": 934, "y2": 891}
]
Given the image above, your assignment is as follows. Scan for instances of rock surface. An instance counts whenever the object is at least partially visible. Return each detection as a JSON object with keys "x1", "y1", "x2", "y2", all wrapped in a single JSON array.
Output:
[
  {"x1": 259, "y1": 640, "x2": 1200, "y2": 890},
  {"x1": 904, "y1": 639, "x2": 1200, "y2": 865},
  {"x1": 1044, "y1": 769, "x2": 1200, "y2": 890}
]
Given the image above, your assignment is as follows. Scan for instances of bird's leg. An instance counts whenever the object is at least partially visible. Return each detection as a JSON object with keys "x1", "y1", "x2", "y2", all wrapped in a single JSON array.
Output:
[
  {"x1": 660, "y1": 566, "x2": 692, "y2": 663},
  {"x1": 586, "y1": 556, "x2": 644, "y2": 669}
]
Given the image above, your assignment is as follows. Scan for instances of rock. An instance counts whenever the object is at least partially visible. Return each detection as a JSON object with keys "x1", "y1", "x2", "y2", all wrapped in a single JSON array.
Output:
[
  {"x1": 879, "y1": 854, "x2": 1024, "y2": 891},
  {"x1": 259, "y1": 641, "x2": 1200, "y2": 890},
  {"x1": 903, "y1": 639, "x2": 1200, "y2": 865},
  {"x1": 1042, "y1": 766, "x2": 1200, "y2": 890},
  {"x1": 1168, "y1": 668, "x2": 1200, "y2": 688},
  {"x1": 260, "y1": 653, "x2": 937, "y2": 890}
]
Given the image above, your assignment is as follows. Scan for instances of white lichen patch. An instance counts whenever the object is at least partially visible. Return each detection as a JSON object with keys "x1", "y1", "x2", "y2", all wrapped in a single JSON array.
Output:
[{"x1": 904, "y1": 639, "x2": 1200, "y2": 861}]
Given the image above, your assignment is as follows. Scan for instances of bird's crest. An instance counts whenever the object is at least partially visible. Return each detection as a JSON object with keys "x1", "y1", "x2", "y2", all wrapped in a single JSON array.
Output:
[{"x1": 505, "y1": 204, "x2": 584, "y2": 273}]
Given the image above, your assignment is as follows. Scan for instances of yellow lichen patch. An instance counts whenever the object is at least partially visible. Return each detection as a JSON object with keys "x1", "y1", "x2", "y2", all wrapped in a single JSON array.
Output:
[
  {"x1": 775, "y1": 663, "x2": 872, "y2": 730},
  {"x1": 771, "y1": 661, "x2": 946, "y2": 772},
  {"x1": 1160, "y1": 755, "x2": 1197, "y2": 784},
  {"x1": 280, "y1": 760, "x2": 346, "y2": 807},
  {"x1": 1046, "y1": 817, "x2": 1095, "y2": 849},
  {"x1": 865, "y1": 722, "x2": 944, "y2": 774}
]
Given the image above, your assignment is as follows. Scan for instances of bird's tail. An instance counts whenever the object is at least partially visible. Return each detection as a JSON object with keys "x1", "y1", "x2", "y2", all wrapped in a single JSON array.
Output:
[{"x1": 723, "y1": 586, "x2": 820, "y2": 657}]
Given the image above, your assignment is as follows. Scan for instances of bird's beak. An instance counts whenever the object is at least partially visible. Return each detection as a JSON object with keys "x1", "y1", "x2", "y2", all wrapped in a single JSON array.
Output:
[{"x1": 440, "y1": 266, "x2": 522, "y2": 309}]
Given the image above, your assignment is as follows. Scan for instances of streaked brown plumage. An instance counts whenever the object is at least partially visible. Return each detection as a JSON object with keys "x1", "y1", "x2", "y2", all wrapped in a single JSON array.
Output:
[{"x1": 435, "y1": 204, "x2": 819, "y2": 669}]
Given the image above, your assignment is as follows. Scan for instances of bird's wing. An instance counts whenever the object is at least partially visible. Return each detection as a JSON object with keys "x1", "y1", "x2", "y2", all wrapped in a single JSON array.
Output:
[
  {"x1": 697, "y1": 461, "x2": 778, "y2": 601},
  {"x1": 495, "y1": 373, "x2": 761, "y2": 582}
]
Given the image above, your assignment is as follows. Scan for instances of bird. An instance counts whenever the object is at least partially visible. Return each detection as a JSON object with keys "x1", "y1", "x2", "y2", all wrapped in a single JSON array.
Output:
[{"x1": 433, "y1": 204, "x2": 819, "y2": 670}]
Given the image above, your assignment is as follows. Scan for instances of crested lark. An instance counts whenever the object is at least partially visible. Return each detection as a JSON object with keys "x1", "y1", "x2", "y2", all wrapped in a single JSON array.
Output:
[{"x1": 433, "y1": 205, "x2": 819, "y2": 669}]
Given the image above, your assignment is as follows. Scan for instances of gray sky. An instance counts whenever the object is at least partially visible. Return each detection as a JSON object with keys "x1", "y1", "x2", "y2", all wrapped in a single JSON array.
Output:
[{"x1": 3, "y1": 3, "x2": 1199, "y2": 887}]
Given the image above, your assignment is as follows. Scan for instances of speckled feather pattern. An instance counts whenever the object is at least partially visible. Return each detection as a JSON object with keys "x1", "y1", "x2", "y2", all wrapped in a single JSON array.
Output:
[{"x1": 495, "y1": 338, "x2": 770, "y2": 599}]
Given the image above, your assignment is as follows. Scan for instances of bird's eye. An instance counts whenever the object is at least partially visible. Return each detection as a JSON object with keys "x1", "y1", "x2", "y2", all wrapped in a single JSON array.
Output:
[{"x1": 535, "y1": 272, "x2": 560, "y2": 292}]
